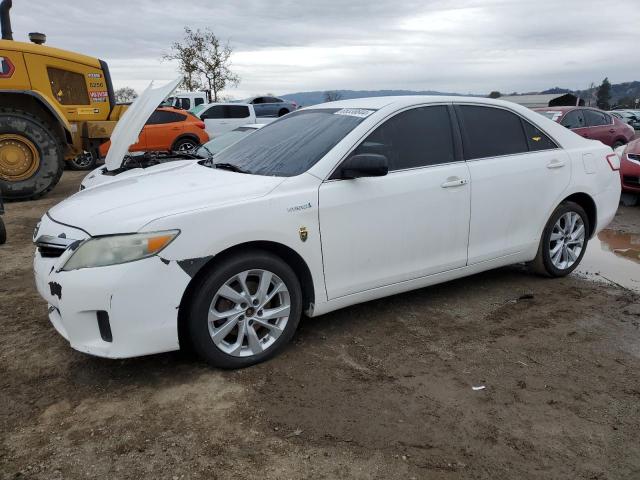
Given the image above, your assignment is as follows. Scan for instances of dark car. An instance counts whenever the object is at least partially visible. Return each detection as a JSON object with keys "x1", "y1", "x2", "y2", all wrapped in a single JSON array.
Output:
[
  {"x1": 610, "y1": 111, "x2": 640, "y2": 130},
  {"x1": 534, "y1": 107, "x2": 635, "y2": 149}
]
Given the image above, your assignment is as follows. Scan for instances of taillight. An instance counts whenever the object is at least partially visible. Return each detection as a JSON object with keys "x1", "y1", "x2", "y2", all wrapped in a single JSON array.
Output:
[
  {"x1": 606, "y1": 153, "x2": 620, "y2": 171},
  {"x1": 195, "y1": 121, "x2": 206, "y2": 129}
]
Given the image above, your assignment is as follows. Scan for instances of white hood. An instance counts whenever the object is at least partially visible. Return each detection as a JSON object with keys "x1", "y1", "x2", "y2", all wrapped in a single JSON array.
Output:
[
  {"x1": 104, "y1": 77, "x2": 182, "y2": 171},
  {"x1": 48, "y1": 162, "x2": 286, "y2": 235}
]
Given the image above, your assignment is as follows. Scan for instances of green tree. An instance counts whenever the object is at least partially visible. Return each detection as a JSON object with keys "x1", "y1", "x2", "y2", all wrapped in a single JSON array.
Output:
[
  {"x1": 488, "y1": 91, "x2": 501, "y2": 99},
  {"x1": 596, "y1": 77, "x2": 611, "y2": 110}
]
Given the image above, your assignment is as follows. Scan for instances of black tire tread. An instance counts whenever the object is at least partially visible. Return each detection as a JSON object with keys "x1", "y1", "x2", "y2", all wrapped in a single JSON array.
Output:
[{"x1": 0, "y1": 107, "x2": 65, "y2": 201}]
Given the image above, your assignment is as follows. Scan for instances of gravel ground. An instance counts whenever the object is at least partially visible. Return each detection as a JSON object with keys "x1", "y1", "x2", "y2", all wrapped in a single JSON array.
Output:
[{"x1": 1, "y1": 171, "x2": 639, "y2": 480}]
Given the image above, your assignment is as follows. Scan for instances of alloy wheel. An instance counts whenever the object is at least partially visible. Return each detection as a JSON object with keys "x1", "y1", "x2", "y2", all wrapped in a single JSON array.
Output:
[
  {"x1": 207, "y1": 269, "x2": 291, "y2": 357},
  {"x1": 548, "y1": 211, "x2": 585, "y2": 270}
]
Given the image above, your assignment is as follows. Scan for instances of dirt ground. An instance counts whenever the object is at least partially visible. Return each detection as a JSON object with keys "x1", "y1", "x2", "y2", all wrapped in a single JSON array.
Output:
[{"x1": 1, "y1": 171, "x2": 639, "y2": 480}]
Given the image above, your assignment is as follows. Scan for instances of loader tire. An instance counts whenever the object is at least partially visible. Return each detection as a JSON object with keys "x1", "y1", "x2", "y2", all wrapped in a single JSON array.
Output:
[{"x1": 0, "y1": 108, "x2": 64, "y2": 201}]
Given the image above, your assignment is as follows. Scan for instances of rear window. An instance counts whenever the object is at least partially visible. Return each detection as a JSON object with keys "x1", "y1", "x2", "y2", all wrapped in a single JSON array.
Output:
[
  {"x1": 209, "y1": 109, "x2": 370, "y2": 176},
  {"x1": 456, "y1": 105, "x2": 529, "y2": 160}
]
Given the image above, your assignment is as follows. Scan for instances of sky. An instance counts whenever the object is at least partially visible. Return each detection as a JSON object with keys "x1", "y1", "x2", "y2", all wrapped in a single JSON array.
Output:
[{"x1": 9, "y1": 0, "x2": 640, "y2": 99}]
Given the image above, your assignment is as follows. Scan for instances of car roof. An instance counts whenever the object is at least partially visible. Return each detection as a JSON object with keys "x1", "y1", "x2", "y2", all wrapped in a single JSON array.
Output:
[
  {"x1": 201, "y1": 102, "x2": 252, "y2": 107},
  {"x1": 532, "y1": 106, "x2": 605, "y2": 113},
  {"x1": 304, "y1": 95, "x2": 558, "y2": 111},
  {"x1": 157, "y1": 106, "x2": 187, "y2": 113}
]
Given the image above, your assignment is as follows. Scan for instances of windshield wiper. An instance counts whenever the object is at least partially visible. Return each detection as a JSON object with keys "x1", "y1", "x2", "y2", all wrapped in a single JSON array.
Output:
[
  {"x1": 214, "y1": 162, "x2": 250, "y2": 174},
  {"x1": 199, "y1": 144, "x2": 214, "y2": 159}
]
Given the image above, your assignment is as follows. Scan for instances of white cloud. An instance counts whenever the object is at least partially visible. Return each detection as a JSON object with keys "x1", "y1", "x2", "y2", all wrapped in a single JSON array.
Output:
[{"x1": 8, "y1": 0, "x2": 639, "y2": 97}]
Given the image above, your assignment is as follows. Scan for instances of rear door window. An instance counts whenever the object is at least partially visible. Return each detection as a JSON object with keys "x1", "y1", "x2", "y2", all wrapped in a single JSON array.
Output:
[
  {"x1": 194, "y1": 97, "x2": 205, "y2": 106},
  {"x1": 200, "y1": 105, "x2": 225, "y2": 119},
  {"x1": 521, "y1": 120, "x2": 557, "y2": 151},
  {"x1": 583, "y1": 109, "x2": 611, "y2": 127},
  {"x1": 228, "y1": 105, "x2": 250, "y2": 118},
  {"x1": 146, "y1": 110, "x2": 186, "y2": 125},
  {"x1": 560, "y1": 110, "x2": 586, "y2": 129},
  {"x1": 455, "y1": 105, "x2": 529, "y2": 159},
  {"x1": 350, "y1": 105, "x2": 456, "y2": 171}
]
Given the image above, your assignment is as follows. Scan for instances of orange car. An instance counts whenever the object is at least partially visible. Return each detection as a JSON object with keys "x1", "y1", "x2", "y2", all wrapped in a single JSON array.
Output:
[{"x1": 99, "y1": 107, "x2": 209, "y2": 157}]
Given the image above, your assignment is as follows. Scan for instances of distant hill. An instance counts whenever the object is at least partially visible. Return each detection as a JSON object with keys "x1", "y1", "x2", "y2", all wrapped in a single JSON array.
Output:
[
  {"x1": 280, "y1": 82, "x2": 640, "y2": 108},
  {"x1": 280, "y1": 89, "x2": 474, "y2": 107}
]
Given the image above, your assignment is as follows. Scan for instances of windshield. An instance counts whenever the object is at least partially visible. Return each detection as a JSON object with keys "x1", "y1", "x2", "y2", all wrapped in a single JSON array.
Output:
[
  {"x1": 196, "y1": 129, "x2": 253, "y2": 156},
  {"x1": 190, "y1": 104, "x2": 207, "y2": 115},
  {"x1": 209, "y1": 108, "x2": 370, "y2": 176}
]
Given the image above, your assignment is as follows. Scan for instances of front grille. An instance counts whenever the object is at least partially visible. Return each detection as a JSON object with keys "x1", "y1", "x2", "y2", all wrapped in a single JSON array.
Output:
[
  {"x1": 34, "y1": 235, "x2": 79, "y2": 258},
  {"x1": 623, "y1": 175, "x2": 640, "y2": 187}
]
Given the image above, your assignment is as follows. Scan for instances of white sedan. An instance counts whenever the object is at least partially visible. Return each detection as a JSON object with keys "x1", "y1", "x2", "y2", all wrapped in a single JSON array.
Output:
[{"x1": 33, "y1": 86, "x2": 621, "y2": 368}]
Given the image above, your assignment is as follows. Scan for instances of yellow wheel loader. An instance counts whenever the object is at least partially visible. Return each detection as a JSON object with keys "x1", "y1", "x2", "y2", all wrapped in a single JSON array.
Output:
[{"x1": 0, "y1": 0, "x2": 124, "y2": 200}]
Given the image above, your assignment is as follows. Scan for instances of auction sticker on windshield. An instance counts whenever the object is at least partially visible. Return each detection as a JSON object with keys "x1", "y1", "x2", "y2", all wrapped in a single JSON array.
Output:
[{"x1": 334, "y1": 108, "x2": 375, "y2": 118}]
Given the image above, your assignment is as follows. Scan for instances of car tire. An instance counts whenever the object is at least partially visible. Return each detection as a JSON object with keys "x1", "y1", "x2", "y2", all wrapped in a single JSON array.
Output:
[
  {"x1": 530, "y1": 201, "x2": 589, "y2": 277},
  {"x1": 0, "y1": 108, "x2": 64, "y2": 201},
  {"x1": 172, "y1": 137, "x2": 199, "y2": 152},
  {"x1": 0, "y1": 218, "x2": 6, "y2": 245},
  {"x1": 278, "y1": 108, "x2": 289, "y2": 117},
  {"x1": 68, "y1": 151, "x2": 98, "y2": 171},
  {"x1": 187, "y1": 250, "x2": 302, "y2": 368}
]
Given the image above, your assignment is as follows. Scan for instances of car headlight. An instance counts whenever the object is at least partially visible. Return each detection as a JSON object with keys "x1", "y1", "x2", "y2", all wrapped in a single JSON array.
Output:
[{"x1": 62, "y1": 230, "x2": 180, "y2": 271}]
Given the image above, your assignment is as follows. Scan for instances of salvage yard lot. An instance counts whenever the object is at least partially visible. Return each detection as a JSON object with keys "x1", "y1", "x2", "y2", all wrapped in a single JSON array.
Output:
[{"x1": 1, "y1": 171, "x2": 640, "y2": 479}]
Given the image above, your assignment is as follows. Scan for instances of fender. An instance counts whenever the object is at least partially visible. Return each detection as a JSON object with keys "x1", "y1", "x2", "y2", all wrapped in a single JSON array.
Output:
[{"x1": 0, "y1": 89, "x2": 73, "y2": 143}]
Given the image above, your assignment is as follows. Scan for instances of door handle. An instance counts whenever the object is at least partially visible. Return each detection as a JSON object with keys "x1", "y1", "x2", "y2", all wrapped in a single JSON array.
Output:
[
  {"x1": 441, "y1": 178, "x2": 468, "y2": 188},
  {"x1": 609, "y1": 129, "x2": 615, "y2": 133},
  {"x1": 547, "y1": 159, "x2": 565, "y2": 169}
]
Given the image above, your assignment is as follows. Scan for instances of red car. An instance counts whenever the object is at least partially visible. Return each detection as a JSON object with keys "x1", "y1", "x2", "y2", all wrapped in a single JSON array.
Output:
[
  {"x1": 620, "y1": 139, "x2": 640, "y2": 194},
  {"x1": 534, "y1": 106, "x2": 635, "y2": 149},
  {"x1": 100, "y1": 107, "x2": 209, "y2": 157}
]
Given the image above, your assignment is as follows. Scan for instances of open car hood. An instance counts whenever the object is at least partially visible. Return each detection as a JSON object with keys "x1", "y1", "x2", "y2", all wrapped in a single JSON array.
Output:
[{"x1": 104, "y1": 77, "x2": 182, "y2": 171}]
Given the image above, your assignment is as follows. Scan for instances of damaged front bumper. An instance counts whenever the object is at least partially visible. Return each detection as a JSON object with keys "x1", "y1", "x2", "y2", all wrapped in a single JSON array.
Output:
[{"x1": 33, "y1": 215, "x2": 192, "y2": 359}]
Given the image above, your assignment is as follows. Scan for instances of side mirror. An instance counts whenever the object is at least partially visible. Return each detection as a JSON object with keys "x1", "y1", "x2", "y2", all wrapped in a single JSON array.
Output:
[{"x1": 339, "y1": 153, "x2": 389, "y2": 179}]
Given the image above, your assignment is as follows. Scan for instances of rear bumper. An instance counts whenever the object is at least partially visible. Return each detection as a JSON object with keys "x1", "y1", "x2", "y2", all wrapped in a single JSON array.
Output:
[{"x1": 593, "y1": 179, "x2": 621, "y2": 234}]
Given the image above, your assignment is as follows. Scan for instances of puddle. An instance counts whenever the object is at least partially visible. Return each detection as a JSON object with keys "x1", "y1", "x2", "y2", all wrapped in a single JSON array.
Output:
[{"x1": 575, "y1": 229, "x2": 640, "y2": 292}]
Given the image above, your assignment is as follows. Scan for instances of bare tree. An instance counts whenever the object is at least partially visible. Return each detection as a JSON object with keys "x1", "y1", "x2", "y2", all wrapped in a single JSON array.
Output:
[
  {"x1": 164, "y1": 27, "x2": 239, "y2": 101},
  {"x1": 324, "y1": 90, "x2": 343, "y2": 102},
  {"x1": 114, "y1": 86, "x2": 138, "y2": 103}
]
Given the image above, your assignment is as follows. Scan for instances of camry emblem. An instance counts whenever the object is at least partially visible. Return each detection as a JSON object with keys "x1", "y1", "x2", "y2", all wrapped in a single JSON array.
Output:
[{"x1": 299, "y1": 227, "x2": 308, "y2": 242}]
